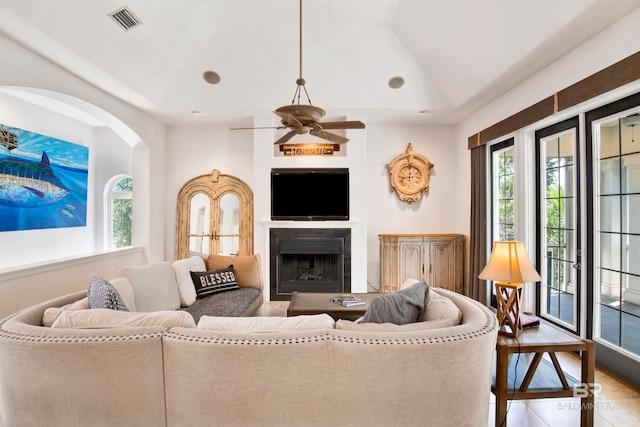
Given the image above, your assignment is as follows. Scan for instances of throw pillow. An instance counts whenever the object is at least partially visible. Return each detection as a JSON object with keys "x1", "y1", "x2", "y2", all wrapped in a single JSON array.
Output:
[
  {"x1": 206, "y1": 254, "x2": 263, "y2": 289},
  {"x1": 87, "y1": 276, "x2": 129, "y2": 311},
  {"x1": 422, "y1": 290, "x2": 462, "y2": 325},
  {"x1": 172, "y1": 256, "x2": 207, "y2": 307},
  {"x1": 399, "y1": 278, "x2": 420, "y2": 290},
  {"x1": 51, "y1": 309, "x2": 196, "y2": 329},
  {"x1": 190, "y1": 265, "x2": 240, "y2": 299},
  {"x1": 118, "y1": 262, "x2": 181, "y2": 312},
  {"x1": 359, "y1": 281, "x2": 429, "y2": 325},
  {"x1": 197, "y1": 314, "x2": 335, "y2": 332}
]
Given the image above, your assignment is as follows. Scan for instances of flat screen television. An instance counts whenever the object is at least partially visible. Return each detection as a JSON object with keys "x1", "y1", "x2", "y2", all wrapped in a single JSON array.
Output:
[{"x1": 271, "y1": 168, "x2": 349, "y2": 221}]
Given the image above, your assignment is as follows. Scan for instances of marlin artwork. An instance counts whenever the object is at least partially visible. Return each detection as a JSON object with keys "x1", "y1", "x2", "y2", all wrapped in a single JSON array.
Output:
[
  {"x1": 0, "y1": 123, "x2": 89, "y2": 232},
  {"x1": 0, "y1": 152, "x2": 70, "y2": 208}
]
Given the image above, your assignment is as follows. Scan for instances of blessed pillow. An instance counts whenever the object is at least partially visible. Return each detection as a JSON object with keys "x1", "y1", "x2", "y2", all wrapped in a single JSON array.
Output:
[
  {"x1": 422, "y1": 290, "x2": 462, "y2": 325},
  {"x1": 190, "y1": 265, "x2": 240, "y2": 299},
  {"x1": 172, "y1": 256, "x2": 207, "y2": 307},
  {"x1": 359, "y1": 281, "x2": 429, "y2": 325},
  {"x1": 87, "y1": 276, "x2": 129, "y2": 311},
  {"x1": 51, "y1": 309, "x2": 196, "y2": 329},
  {"x1": 197, "y1": 314, "x2": 335, "y2": 332}
]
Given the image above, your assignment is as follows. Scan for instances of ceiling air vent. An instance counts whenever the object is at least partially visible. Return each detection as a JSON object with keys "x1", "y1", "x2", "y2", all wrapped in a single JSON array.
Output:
[{"x1": 108, "y1": 7, "x2": 142, "y2": 31}]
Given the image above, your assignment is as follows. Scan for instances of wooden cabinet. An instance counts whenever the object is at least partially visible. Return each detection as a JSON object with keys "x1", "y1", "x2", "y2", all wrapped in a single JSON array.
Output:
[{"x1": 379, "y1": 234, "x2": 464, "y2": 294}]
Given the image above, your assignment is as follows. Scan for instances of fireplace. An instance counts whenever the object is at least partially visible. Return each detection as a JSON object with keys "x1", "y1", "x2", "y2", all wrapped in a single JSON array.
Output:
[{"x1": 270, "y1": 228, "x2": 351, "y2": 300}]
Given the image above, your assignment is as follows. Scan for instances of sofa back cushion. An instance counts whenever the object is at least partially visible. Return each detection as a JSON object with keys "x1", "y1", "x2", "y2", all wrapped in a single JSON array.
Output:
[
  {"x1": 205, "y1": 254, "x2": 263, "y2": 290},
  {"x1": 119, "y1": 262, "x2": 181, "y2": 312},
  {"x1": 42, "y1": 297, "x2": 90, "y2": 327},
  {"x1": 50, "y1": 309, "x2": 196, "y2": 329},
  {"x1": 335, "y1": 318, "x2": 455, "y2": 331},
  {"x1": 110, "y1": 277, "x2": 137, "y2": 312},
  {"x1": 172, "y1": 256, "x2": 207, "y2": 307},
  {"x1": 197, "y1": 314, "x2": 334, "y2": 332},
  {"x1": 422, "y1": 290, "x2": 462, "y2": 325}
]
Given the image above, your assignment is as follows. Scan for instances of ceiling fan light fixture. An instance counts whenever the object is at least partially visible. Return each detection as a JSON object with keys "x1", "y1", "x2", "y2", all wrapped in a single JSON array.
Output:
[
  {"x1": 203, "y1": 70, "x2": 221, "y2": 85},
  {"x1": 389, "y1": 76, "x2": 405, "y2": 89}
]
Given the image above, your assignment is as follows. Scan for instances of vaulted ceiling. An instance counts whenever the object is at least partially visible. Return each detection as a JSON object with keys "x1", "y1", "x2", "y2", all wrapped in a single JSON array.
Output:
[{"x1": 1, "y1": 0, "x2": 638, "y2": 127}]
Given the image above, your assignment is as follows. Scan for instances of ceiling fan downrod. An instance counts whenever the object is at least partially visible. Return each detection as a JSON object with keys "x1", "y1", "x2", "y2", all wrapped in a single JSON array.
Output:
[{"x1": 291, "y1": 0, "x2": 313, "y2": 106}]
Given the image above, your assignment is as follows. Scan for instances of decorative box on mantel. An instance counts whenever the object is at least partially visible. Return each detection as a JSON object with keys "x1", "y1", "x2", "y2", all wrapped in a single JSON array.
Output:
[{"x1": 379, "y1": 234, "x2": 464, "y2": 294}]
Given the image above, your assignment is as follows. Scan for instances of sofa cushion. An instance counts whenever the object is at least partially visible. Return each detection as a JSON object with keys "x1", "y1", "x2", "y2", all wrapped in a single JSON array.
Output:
[
  {"x1": 198, "y1": 314, "x2": 334, "y2": 332},
  {"x1": 336, "y1": 318, "x2": 455, "y2": 331},
  {"x1": 110, "y1": 277, "x2": 137, "y2": 312},
  {"x1": 359, "y1": 281, "x2": 430, "y2": 325},
  {"x1": 119, "y1": 262, "x2": 181, "y2": 312},
  {"x1": 206, "y1": 254, "x2": 263, "y2": 290},
  {"x1": 87, "y1": 276, "x2": 129, "y2": 311},
  {"x1": 51, "y1": 309, "x2": 196, "y2": 329},
  {"x1": 172, "y1": 256, "x2": 206, "y2": 307},
  {"x1": 190, "y1": 265, "x2": 240, "y2": 299},
  {"x1": 182, "y1": 287, "x2": 262, "y2": 322},
  {"x1": 42, "y1": 297, "x2": 90, "y2": 327},
  {"x1": 422, "y1": 290, "x2": 462, "y2": 325}
]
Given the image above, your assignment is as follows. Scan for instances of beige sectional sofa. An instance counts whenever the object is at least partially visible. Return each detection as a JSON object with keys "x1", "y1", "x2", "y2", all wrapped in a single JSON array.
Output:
[{"x1": 0, "y1": 257, "x2": 498, "y2": 427}]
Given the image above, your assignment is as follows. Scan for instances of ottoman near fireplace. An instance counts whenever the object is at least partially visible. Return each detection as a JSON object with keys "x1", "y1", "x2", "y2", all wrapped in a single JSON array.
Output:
[{"x1": 269, "y1": 228, "x2": 351, "y2": 300}]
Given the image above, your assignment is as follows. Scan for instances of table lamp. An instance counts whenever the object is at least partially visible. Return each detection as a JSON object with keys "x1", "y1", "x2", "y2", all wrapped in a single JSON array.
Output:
[{"x1": 478, "y1": 241, "x2": 541, "y2": 337}]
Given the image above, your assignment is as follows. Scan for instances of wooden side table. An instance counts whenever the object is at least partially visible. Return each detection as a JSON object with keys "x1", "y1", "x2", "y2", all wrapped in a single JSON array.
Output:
[{"x1": 492, "y1": 319, "x2": 595, "y2": 427}]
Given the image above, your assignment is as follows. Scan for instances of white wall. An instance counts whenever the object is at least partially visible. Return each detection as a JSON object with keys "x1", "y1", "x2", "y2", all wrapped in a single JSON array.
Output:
[
  {"x1": 365, "y1": 124, "x2": 461, "y2": 289},
  {"x1": 0, "y1": 35, "x2": 167, "y2": 316}
]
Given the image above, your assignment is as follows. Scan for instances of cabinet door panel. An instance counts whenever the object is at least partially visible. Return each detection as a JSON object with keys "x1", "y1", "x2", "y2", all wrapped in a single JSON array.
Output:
[
  {"x1": 430, "y1": 241, "x2": 454, "y2": 288},
  {"x1": 399, "y1": 240, "x2": 427, "y2": 283}
]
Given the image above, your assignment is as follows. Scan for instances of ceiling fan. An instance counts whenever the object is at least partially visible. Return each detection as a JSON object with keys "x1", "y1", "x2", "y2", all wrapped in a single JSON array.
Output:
[{"x1": 231, "y1": 0, "x2": 365, "y2": 145}]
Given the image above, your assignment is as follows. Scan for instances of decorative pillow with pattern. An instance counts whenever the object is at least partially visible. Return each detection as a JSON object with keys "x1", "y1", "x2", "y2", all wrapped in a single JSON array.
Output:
[
  {"x1": 87, "y1": 276, "x2": 129, "y2": 311},
  {"x1": 190, "y1": 265, "x2": 240, "y2": 299}
]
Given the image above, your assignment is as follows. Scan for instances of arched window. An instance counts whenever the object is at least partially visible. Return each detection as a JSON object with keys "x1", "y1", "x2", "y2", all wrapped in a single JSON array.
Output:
[{"x1": 105, "y1": 175, "x2": 133, "y2": 249}]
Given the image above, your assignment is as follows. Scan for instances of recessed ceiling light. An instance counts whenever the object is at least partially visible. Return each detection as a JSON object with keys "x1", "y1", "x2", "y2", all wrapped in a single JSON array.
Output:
[
  {"x1": 388, "y1": 76, "x2": 404, "y2": 89},
  {"x1": 203, "y1": 71, "x2": 221, "y2": 85}
]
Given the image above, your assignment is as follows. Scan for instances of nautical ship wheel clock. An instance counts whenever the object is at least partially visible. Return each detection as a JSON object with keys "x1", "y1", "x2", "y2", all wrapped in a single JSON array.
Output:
[{"x1": 386, "y1": 143, "x2": 434, "y2": 203}]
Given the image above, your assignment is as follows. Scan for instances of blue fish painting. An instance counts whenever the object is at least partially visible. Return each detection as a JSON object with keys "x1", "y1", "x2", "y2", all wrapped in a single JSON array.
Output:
[
  {"x1": 0, "y1": 152, "x2": 70, "y2": 208},
  {"x1": 0, "y1": 123, "x2": 88, "y2": 232}
]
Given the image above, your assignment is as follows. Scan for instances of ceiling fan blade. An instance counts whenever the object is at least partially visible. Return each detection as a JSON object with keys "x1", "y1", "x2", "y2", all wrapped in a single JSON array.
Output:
[
  {"x1": 273, "y1": 130, "x2": 298, "y2": 145},
  {"x1": 273, "y1": 110, "x2": 302, "y2": 127},
  {"x1": 316, "y1": 120, "x2": 365, "y2": 129},
  {"x1": 309, "y1": 129, "x2": 349, "y2": 144},
  {"x1": 230, "y1": 126, "x2": 286, "y2": 130}
]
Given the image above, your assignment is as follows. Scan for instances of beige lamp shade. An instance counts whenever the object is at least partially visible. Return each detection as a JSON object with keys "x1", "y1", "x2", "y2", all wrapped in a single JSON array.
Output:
[{"x1": 478, "y1": 241, "x2": 541, "y2": 284}]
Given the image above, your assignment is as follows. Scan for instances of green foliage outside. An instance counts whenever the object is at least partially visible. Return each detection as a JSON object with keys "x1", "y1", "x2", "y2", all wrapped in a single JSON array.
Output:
[{"x1": 113, "y1": 199, "x2": 132, "y2": 248}]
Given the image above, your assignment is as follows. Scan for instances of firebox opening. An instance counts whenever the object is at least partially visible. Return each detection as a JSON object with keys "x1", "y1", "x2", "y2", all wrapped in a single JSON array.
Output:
[{"x1": 270, "y1": 228, "x2": 351, "y2": 300}]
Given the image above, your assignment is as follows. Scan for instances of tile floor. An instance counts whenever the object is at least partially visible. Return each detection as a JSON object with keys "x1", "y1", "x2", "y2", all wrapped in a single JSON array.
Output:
[{"x1": 261, "y1": 301, "x2": 640, "y2": 426}]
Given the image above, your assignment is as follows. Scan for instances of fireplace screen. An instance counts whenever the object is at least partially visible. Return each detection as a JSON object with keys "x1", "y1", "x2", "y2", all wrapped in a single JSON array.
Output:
[
  {"x1": 278, "y1": 253, "x2": 343, "y2": 293},
  {"x1": 270, "y1": 229, "x2": 351, "y2": 300}
]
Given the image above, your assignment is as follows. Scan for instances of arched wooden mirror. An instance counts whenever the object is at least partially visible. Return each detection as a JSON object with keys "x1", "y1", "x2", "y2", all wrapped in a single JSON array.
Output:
[{"x1": 176, "y1": 169, "x2": 253, "y2": 259}]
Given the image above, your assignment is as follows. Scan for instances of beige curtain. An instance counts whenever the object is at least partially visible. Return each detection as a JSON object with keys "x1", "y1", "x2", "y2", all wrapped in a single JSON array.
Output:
[{"x1": 467, "y1": 145, "x2": 487, "y2": 304}]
